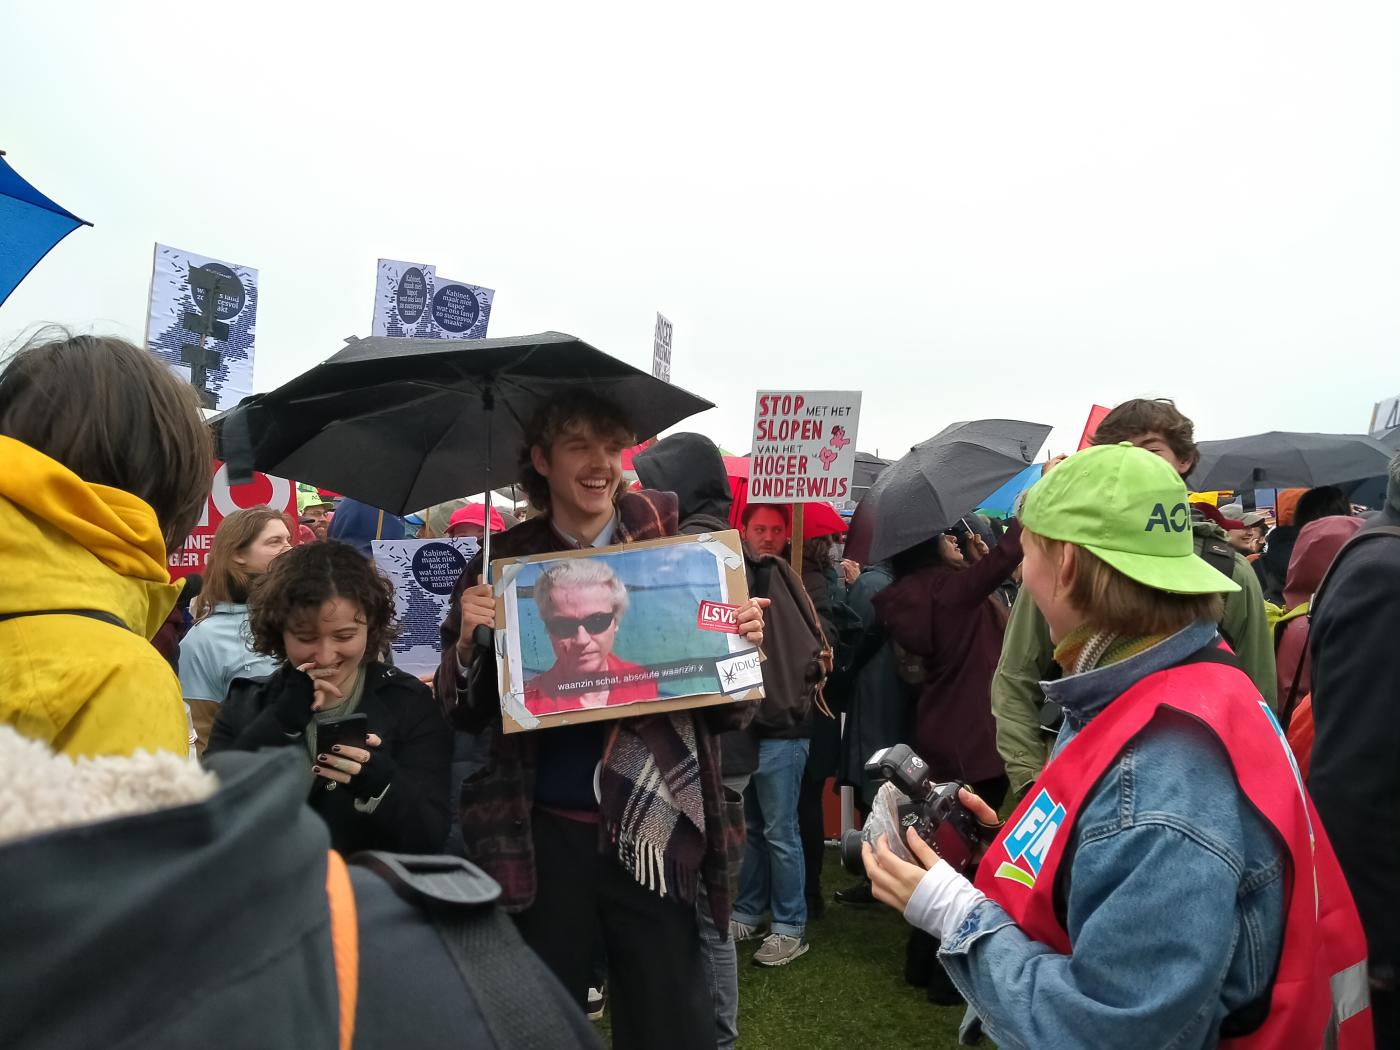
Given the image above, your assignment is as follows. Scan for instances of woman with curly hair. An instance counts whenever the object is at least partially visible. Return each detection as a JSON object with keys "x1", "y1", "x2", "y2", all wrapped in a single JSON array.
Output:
[{"x1": 206, "y1": 541, "x2": 452, "y2": 854}]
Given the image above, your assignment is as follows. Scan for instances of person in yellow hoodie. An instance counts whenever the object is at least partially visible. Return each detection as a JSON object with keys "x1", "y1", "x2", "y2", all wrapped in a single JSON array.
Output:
[{"x1": 0, "y1": 331, "x2": 212, "y2": 757}]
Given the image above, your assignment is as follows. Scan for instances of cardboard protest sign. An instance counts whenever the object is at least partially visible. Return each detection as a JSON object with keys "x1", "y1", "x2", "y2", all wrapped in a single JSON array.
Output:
[
  {"x1": 748, "y1": 390, "x2": 862, "y2": 504},
  {"x1": 1371, "y1": 394, "x2": 1400, "y2": 438},
  {"x1": 146, "y1": 244, "x2": 258, "y2": 411},
  {"x1": 371, "y1": 259, "x2": 493, "y2": 340},
  {"x1": 652, "y1": 312, "x2": 673, "y2": 382},
  {"x1": 493, "y1": 531, "x2": 763, "y2": 733},
  {"x1": 168, "y1": 462, "x2": 295, "y2": 580},
  {"x1": 372, "y1": 538, "x2": 480, "y2": 678}
]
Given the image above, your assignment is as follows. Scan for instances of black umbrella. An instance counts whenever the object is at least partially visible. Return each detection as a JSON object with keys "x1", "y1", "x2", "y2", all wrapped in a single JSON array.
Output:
[
  {"x1": 845, "y1": 419, "x2": 1052, "y2": 564},
  {"x1": 1188, "y1": 432, "x2": 1396, "y2": 492},
  {"x1": 216, "y1": 331, "x2": 715, "y2": 580}
]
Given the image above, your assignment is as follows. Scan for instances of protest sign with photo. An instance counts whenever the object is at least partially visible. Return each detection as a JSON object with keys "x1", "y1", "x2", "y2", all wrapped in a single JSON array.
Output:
[
  {"x1": 652, "y1": 312, "x2": 673, "y2": 382},
  {"x1": 169, "y1": 462, "x2": 295, "y2": 580},
  {"x1": 749, "y1": 390, "x2": 862, "y2": 504},
  {"x1": 371, "y1": 258, "x2": 493, "y2": 340},
  {"x1": 145, "y1": 244, "x2": 258, "y2": 411},
  {"x1": 493, "y1": 531, "x2": 763, "y2": 733},
  {"x1": 372, "y1": 538, "x2": 480, "y2": 678}
]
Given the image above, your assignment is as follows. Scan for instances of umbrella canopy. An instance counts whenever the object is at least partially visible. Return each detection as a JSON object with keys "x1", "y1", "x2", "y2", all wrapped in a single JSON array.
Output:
[
  {"x1": 1188, "y1": 432, "x2": 1396, "y2": 492},
  {"x1": 976, "y1": 462, "x2": 1044, "y2": 518},
  {"x1": 216, "y1": 331, "x2": 714, "y2": 515},
  {"x1": 845, "y1": 419, "x2": 1051, "y2": 564},
  {"x1": 0, "y1": 151, "x2": 91, "y2": 307}
]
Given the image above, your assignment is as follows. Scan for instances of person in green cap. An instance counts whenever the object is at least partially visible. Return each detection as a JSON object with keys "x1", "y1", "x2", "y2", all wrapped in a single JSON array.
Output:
[
  {"x1": 862, "y1": 443, "x2": 1371, "y2": 1049},
  {"x1": 296, "y1": 484, "x2": 334, "y2": 541}
]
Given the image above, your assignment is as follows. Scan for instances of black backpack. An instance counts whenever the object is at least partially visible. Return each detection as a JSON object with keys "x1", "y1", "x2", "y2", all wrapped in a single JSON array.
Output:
[{"x1": 747, "y1": 555, "x2": 833, "y2": 731}]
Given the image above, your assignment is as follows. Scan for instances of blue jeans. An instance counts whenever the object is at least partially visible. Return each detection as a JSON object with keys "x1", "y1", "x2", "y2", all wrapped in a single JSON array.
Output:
[
  {"x1": 733, "y1": 738, "x2": 809, "y2": 938},
  {"x1": 697, "y1": 776, "x2": 749, "y2": 1050}
]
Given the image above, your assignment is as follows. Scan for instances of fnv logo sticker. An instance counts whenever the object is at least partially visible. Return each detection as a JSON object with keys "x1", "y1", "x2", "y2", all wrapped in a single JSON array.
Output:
[
  {"x1": 697, "y1": 601, "x2": 742, "y2": 634},
  {"x1": 994, "y1": 788, "x2": 1066, "y2": 889}
]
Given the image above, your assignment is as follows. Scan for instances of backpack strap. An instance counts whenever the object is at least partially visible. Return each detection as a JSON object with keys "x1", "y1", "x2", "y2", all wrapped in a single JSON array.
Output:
[
  {"x1": 0, "y1": 608, "x2": 130, "y2": 631},
  {"x1": 324, "y1": 852, "x2": 359, "y2": 1050},
  {"x1": 350, "y1": 852, "x2": 583, "y2": 1050}
]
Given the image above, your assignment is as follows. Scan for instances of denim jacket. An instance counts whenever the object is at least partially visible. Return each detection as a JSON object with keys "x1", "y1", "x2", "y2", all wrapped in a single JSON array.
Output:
[{"x1": 941, "y1": 621, "x2": 1286, "y2": 1049}]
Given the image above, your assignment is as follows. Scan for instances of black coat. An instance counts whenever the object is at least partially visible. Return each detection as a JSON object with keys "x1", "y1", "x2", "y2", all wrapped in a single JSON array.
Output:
[
  {"x1": 207, "y1": 662, "x2": 452, "y2": 856},
  {"x1": 1307, "y1": 489, "x2": 1400, "y2": 969}
]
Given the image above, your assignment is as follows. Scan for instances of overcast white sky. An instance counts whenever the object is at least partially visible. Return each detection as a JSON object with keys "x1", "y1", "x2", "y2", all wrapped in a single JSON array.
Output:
[{"x1": 3, "y1": 2, "x2": 1397, "y2": 459}]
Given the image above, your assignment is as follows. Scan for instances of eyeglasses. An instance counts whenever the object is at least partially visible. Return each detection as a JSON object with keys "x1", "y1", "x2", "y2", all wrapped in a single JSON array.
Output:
[{"x1": 544, "y1": 612, "x2": 616, "y2": 638}]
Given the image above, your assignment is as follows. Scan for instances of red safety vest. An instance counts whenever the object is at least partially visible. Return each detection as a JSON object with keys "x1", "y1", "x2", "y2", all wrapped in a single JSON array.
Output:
[{"x1": 974, "y1": 649, "x2": 1373, "y2": 1048}]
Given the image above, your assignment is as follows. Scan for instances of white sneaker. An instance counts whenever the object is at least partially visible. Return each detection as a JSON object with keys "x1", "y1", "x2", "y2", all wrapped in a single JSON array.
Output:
[
  {"x1": 730, "y1": 919, "x2": 767, "y2": 941},
  {"x1": 753, "y1": 933, "x2": 809, "y2": 967},
  {"x1": 586, "y1": 985, "x2": 606, "y2": 1021}
]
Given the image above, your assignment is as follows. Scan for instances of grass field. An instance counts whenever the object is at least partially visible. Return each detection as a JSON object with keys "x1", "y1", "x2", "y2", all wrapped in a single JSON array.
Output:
[{"x1": 600, "y1": 846, "x2": 976, "y2": 1049}]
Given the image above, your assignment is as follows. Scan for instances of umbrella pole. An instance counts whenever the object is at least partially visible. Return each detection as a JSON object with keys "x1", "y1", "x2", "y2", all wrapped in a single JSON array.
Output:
[
  {"x1": 473, "y1": 385, "x2": 495, "y2": 652},
  {"x1": 791, "y1": 503, "x2": 804, "y2": 575}
]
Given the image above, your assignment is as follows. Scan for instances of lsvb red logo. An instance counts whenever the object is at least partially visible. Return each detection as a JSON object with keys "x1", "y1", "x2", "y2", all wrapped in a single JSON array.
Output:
[{"x1": 697, "y1": 601, "x2": 741, "y2": 634}]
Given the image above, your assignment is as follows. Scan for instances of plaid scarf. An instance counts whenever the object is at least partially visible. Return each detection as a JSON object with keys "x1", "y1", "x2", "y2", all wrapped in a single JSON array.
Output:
[{"x1": 600, "y1": 712, "x2": 709, "y2": 904}]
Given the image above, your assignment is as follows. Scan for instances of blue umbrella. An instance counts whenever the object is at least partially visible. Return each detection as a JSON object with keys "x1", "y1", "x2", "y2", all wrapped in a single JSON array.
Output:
[
  {"x1": 0, "y1": 150, "x2": 91, "y2": 307},
  {"x1": 977, "y1": 461, "x2": 1044, "y2": 518}
]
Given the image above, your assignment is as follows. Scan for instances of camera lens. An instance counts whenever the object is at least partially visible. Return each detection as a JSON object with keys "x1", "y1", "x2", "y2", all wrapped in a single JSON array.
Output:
[{"x1": 839, "y1": 829, "x2": 867, "y2": 876}]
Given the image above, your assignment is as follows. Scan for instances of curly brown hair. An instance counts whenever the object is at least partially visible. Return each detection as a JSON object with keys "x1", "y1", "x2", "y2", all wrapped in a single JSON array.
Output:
[
  {"x1": 516, "y1": 390, "x2": 636, "y2": 511},
  {"x1": 1091, "y1": 398, "x2": 1198, "y2": 472},
  {"x1": 247, "y1": 540, "x2": 398, "y2": 661}
]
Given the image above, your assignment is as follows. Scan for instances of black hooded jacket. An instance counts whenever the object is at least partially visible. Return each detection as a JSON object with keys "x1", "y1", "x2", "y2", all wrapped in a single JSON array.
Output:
[{"x1": 635, "y1": 434, "x2": 760, "y2": 777}]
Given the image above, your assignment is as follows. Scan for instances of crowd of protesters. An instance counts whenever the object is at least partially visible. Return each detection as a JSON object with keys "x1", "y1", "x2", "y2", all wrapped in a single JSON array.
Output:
[{"x1": 0, "y1": 329, "x2": 1395, "y2": 1049}]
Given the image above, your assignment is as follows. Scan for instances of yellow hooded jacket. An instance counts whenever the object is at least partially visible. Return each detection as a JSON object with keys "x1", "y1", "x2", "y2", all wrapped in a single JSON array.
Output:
[{"x1": 0, "y1": 436, "x2": 189, "y2": 757}]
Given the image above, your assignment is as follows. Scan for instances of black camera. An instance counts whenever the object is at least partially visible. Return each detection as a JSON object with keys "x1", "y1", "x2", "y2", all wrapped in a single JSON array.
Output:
[{"x1": 839, "y1": 745, "x2": 993, "y2": 876}]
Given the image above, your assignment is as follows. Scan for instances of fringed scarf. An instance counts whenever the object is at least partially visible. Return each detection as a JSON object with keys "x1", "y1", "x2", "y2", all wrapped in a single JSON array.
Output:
[{"x1": 599, "y1": 712, "x2": 710, "y2": 906}]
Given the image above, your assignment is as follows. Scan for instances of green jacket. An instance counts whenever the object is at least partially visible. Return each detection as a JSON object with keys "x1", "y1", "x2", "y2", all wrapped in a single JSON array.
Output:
[{"x1": 990, "y1": 522, "x2": 1279, "y2": 795}]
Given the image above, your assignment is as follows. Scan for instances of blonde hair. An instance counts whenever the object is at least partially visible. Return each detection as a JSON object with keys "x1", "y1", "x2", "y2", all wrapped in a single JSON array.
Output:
[
  {"x1": 1023, "y1": 530, "x2": 1223, "y2": 636},
  {"x1": 533, "y1": 558, "x2": 629, "y2": 620}
]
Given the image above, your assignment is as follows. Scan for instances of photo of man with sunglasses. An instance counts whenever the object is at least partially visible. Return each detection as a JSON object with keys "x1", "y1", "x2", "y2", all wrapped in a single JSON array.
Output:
[{"x1": 523, "y1": 558, "x2": 660, "y2": 715}]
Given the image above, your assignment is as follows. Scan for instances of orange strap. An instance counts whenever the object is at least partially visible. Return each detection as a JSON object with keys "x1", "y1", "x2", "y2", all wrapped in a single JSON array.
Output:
[{"x1": 325, "y1": 851, "x2": 359, "y2": 1050}]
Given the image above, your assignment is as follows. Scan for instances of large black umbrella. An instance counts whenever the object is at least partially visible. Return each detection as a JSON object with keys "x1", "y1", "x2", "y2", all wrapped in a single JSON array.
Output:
[
  {"x1": 217, "y1": 331, "x2": 714, "y2": 517},
  {"x1": 845, "y1": 419, "x2": 1052, "y2": 564},
  {"x1": 1189, "y1": 432, "x2": 1396, "y2": 492}
]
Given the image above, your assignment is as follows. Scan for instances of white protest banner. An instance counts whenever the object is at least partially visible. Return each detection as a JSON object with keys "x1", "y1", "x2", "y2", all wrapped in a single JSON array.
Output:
[
  {"x1": 372, "y1": 538, "x2": 481, "y2": 677},
  {"x1": 371, "y1": 259, "x2": 493, "y2": 340},
  {"x1": 652, "y1": 312, "x2": 673, "y2": 382},
  {"x1": 749, "y1": 391, "x2": 862, "y2": 504},
  {"x1": 169, "y1": 461, "x2": 296, "y2": 580},
  {"x1": 371, "y1": 259, "x2": 437, "y2": 338},
  {"x1": 146, "y1": 244, "x2": 258, "y2": 411},
  {"x1": 1371, "y1": 395, "x2": 1400, "y2": 437},
  {"x1": 430, "y1": 275, "x2": 493, "y2": 339}
]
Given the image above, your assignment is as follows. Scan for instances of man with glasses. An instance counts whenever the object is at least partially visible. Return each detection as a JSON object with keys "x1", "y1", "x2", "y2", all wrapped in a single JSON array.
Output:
[{"x1": 524, "y1": 559, "x2": 659, "y2": 715}]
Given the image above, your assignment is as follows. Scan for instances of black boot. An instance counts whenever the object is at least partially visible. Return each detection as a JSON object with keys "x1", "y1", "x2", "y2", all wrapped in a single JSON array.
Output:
[{"x1": 834, "y1": 880, "x2": 876, "y2": 906}]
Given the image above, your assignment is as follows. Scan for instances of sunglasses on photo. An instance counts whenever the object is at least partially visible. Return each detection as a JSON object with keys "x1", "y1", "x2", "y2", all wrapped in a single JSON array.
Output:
[{"x1": 544, "y1": 611, "x2": 616, "y2": 639}]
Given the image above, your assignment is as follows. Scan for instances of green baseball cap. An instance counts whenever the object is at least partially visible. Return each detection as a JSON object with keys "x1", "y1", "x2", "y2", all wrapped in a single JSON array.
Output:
[{"x1": 1019, "y1": 443, "x2": 1240, "y2": 595}]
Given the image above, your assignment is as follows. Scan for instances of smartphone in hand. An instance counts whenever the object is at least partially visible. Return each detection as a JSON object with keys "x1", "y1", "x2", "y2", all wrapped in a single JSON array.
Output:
[{"x1": 316, "y1": 713, "x2": 369, "y2": 754}]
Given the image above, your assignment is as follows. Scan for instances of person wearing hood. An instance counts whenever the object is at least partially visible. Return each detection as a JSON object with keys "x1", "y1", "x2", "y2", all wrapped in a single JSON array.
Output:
[
  {"x1": 991, "y1": 399, "x2": 1277, "y2": 797},
  {"x1": 0, "y1": 332, "x2": 211, "y2": 758},
  {"x1": 1254, "y1": 486, "x2": 1353, "y2": 606},
  {"x1": 1274, "y1": 514, "x2": 1362, "y2": 721},
  {"x1": 1308, "y1": 451, "x2": 1400, "y2": 1046},
  {"x1": 634, "y1": 432, "x2": 757, "y2": 1050},
  {"x1": 0, "y1": 727, "x2": 602, "y2": 1050},
  {"x1": 327, "y1": 498, "x2": 406, "y2": 556}
]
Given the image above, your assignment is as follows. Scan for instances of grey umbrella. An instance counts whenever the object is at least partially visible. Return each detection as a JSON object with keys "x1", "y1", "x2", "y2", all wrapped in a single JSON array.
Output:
[
  {"x1": 1188, "y1": 432, "x2": 1396, "y2": 492},
  {"x1": 845, "y1": 419, "x2": 1052, "y2": 564}
]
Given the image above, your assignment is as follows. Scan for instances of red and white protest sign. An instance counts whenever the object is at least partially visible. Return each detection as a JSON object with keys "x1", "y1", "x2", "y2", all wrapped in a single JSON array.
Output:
[
  {"x1": 696, "y1": 600, "x2": 741, "y2": 634},
  {"x1": 168, "y1": 461, "x2": 297, "y2": 579},
  {"x1": 749, "y1": 390, "x2": 862, "y2": 504}
]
